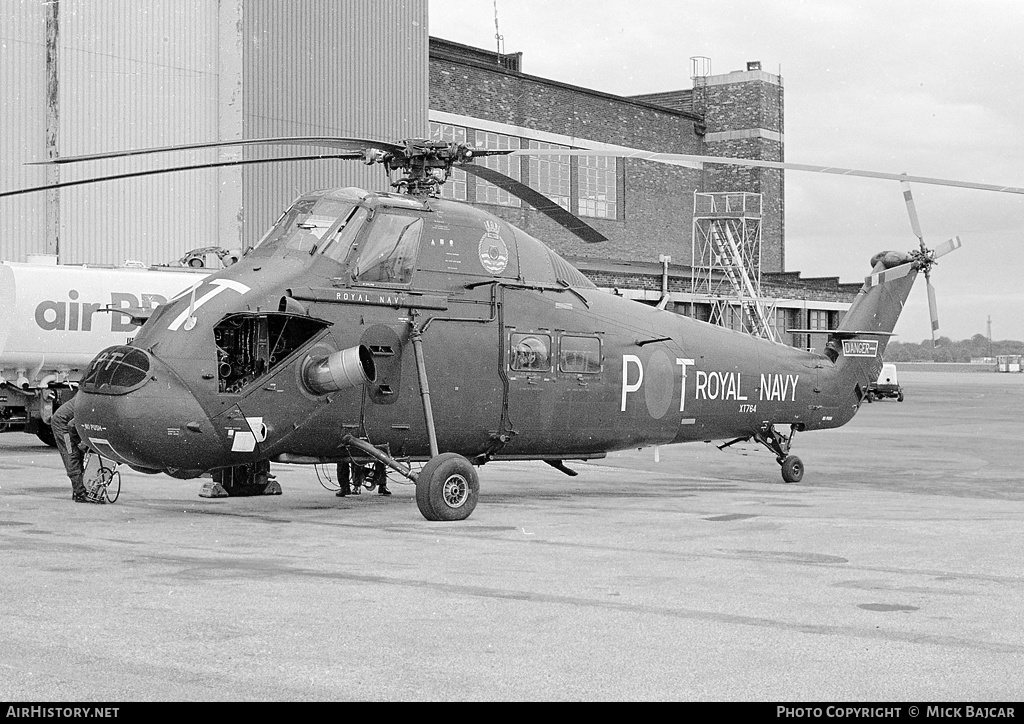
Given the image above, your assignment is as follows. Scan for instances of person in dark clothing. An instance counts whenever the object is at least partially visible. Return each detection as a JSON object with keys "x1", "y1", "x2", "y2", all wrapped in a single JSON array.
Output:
[
  {"x1": 51, "y1": 396, "x2": 94, "y2": 502},
  {"x1": 335, "y1": 461, "x2": 353, "y2": 497},
  {"x1": 335, "y1": 460, "x2": 391, "y2": 497}
]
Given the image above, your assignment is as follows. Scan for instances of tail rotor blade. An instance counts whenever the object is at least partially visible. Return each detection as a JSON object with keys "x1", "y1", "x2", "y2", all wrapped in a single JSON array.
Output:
[
  {"x1": 932, "y1": 236, "x2": 963, "y2": 260},
  {"x1": 926, "y1": 275, "x2": 940, "y2": 335},
  {"x1": 866, "y1": 260, "x2": 916, "y2": 288}
]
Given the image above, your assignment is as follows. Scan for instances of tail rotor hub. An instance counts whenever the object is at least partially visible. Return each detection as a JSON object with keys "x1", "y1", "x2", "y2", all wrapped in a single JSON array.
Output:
[{"x1": 909, "y1": 246, "x2": 937, "y2": 273}]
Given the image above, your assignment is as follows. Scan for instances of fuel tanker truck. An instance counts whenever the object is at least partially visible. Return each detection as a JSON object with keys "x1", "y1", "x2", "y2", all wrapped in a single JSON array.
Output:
[{"x1": 0, "y1": 261, "x2": 210, "y2": 445}]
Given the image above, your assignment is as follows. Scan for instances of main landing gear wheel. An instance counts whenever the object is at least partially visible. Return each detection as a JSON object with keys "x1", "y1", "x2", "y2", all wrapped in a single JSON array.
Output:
[
  {"x1": 415, "y1": 452, "x2": 479, "y2": 521},
  {"x1": 781, "y1": 455, "x2": 804, "y2": 484}
]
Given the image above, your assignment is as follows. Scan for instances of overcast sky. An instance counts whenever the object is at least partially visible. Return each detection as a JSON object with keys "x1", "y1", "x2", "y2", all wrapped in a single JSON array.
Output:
[{"x1": 430, "y1": 0, "x2": 1024, "y2": 344}]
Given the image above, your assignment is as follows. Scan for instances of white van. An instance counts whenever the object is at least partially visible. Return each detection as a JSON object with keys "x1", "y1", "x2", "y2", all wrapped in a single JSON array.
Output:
[{"x1": 867, "y1": 363, "x2": 903, "y2": 402}]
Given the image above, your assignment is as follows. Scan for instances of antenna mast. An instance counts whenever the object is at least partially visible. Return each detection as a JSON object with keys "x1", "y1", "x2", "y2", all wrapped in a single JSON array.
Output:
[{"x1": 494, "y1": 0, "x2": 504, "y2": 57}]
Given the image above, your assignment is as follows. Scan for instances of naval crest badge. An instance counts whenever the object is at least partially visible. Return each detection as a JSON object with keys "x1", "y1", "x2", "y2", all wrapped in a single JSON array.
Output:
[{"x1": 479, "y1": 219, "x2": 509, "y2": 275}]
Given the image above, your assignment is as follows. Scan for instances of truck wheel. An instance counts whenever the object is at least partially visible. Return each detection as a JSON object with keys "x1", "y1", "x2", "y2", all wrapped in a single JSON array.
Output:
[{"x1": 415, "y1": 452, "x2": 479, "y2": 521}]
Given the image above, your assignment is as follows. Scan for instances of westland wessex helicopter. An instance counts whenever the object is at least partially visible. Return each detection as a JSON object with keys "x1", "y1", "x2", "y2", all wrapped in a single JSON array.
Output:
[{"x1": 5, "y1": 137, "x2": 1023, "y2": 520}]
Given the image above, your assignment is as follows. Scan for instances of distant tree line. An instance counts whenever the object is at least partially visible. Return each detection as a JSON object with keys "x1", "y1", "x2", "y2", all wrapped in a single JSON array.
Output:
[{"x1": 884, "y1": 334, "x2": 1024, "y2": 362}]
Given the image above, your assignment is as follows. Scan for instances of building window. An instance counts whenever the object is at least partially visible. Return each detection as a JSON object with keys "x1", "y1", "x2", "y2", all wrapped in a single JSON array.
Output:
[
  {"x1": 474, "y1": 130, "x2": 521, "y2": 207},
  {"x1": 578, "y1": 155, "x2": 617, "y2": 219},
  {"x1": 774, "y1": 308, "x2": 790, "y2": 342},
  {"x1": 808, "y1": 310, "x2": 831, "y2": 330},
  {"x1": 429, "y1": 122, "x2": 467, "y2": 201},
  {"x1": 528, "y1": 140, "x2": 570, "y2": 211}
]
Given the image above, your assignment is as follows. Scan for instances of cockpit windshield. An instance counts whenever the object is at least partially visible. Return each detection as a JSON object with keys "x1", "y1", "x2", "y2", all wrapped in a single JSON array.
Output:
[
  {"x1": 249, "y1": 195, "x2": 356, "y2": 258},
  {"x1": 320, "y1": 207, "x2": 368, "y2": 264}
]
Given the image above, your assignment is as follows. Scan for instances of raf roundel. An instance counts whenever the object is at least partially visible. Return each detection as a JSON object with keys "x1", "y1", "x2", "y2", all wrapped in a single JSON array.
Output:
[{"x1": 479, "y1": 220, "x2": 509, "y2": 275}]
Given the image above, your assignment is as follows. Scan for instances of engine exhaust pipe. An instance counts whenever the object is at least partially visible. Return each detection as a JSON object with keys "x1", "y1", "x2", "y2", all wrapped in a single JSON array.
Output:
[{"x1": 303, "y1": 345, "x2": 376, "y2": 395}]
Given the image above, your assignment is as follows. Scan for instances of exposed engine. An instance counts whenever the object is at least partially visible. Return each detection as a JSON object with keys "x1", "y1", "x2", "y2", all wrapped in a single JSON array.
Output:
[{"x1": 214, "y1": 313, "x2": 329, "y2": 393}]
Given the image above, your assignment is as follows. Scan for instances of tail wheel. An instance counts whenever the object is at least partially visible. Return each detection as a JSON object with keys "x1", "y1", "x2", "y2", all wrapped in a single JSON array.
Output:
[
  {"x1": 781, "y1": 455, "x2": 804, "y2": 484},
  {"x1": 415, "y1": 452, "x2": 479, "y2": 521}
]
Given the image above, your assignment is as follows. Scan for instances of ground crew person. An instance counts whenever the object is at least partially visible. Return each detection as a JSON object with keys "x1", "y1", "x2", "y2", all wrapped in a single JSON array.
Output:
[
  {"x1": 50, "y1": 395, "x2": 99, "y2": 503},
  {"x1": 335, "y1": 460, "x2": 391, "y2": 497}
]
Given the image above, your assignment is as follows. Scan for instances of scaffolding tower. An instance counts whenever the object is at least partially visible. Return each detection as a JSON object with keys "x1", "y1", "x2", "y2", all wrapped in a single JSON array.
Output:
[{"x1": 691, "y1": 191, "x2": 779, "y2": 342}]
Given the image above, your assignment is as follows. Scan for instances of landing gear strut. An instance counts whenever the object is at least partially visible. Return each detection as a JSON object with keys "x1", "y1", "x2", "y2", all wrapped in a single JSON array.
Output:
[
  {"x1": 335, "y1": 314, "x2": 480, "y2": 521},
  {"x1": 340, "y1": 435, "x2": 479, "y2": 521},
  {"x1": 754, "y1": 423, "x2": 804, "y2": 484}
]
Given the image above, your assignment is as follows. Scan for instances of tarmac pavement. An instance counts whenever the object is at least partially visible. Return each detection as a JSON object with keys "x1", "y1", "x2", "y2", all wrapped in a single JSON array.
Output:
[{"x1": 0, "y1": 369, "x2": 1022, "y2": 701}]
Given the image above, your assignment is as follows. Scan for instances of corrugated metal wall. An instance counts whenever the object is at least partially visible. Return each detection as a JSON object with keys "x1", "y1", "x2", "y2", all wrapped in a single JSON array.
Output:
[
  {"x1": 1, "y1": 0, "x2": 221, "y2": 265},
  {"x1": 241, "y1": 0, "x2": 429, "y2": 248},
  {"x1": 1, "y1": 0, "x2": 429, "y2": 262},
  {"x1": 1, "y1": 2, "x2": 49, "y2": 261}
]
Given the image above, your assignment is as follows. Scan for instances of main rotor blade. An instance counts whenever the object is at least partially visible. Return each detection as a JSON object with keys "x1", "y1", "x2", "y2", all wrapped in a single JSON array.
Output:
[
  {"x1": 461, "y1": 164, "x2": 608, "y2": 243},
  {"x1": 28, "y1": 137, "x2": 402, "y2": 165},
  {"x1": 0, "y1": 153, "x2": 362, "y2": 199},
  {"x1": 511, "y1": 149, "x2": 1024, "y2": 195},
  {"x1": 901, "y1": 180, "x2": 925, "y2": 247}
]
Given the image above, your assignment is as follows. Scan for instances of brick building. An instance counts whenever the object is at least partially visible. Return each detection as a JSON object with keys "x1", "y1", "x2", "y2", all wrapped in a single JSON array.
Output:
[{"x1": 428, "y1": 38, "x2": 858, "y2": 350}]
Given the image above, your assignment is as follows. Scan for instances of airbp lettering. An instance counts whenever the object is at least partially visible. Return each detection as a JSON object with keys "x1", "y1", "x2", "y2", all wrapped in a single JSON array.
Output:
[
  {"x1": 35, "y1": 291, "x2": 167, "y2": 333},
  {"x1": 694, "y1": 371, "x2": 748, "y2": 401},
  {"x1": 759, "y1": 373, "x2": 800, "y2": 402}
]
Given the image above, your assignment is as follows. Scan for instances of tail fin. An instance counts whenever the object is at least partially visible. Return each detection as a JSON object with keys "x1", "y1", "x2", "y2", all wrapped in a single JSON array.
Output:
[{"x1": 828, "y1": 255, "x2": 919, "y2": 384}]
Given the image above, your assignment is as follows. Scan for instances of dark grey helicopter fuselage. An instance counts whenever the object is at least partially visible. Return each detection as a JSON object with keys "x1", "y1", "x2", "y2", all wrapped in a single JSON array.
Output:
[{"x1": 72, "y1": 187, "x2": 908, "y2": 477}]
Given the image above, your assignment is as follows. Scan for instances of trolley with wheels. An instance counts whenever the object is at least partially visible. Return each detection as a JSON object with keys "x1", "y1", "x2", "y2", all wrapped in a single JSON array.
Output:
[{"x1": 83, "y1": 450, "x2": 121, "y2": 503}]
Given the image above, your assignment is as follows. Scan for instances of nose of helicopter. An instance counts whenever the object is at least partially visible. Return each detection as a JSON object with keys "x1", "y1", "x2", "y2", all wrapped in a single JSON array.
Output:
[{"x1": 74, "y1": 346, "x2": 224, "y2": 474}]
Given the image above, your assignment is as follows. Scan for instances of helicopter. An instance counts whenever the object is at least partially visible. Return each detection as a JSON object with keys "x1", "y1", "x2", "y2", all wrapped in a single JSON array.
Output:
[{"x1": 4, "y1": 137, "x2": 1022, "y2": 521}]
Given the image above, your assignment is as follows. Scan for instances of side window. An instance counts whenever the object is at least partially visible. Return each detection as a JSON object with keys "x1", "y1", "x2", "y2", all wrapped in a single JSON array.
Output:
[
  {"x1": 510, "y1": 333, "x2": 551, "y2": 372},
  {"x1": 348, "y1": 214, "x2": 423, "y2": 285},
  {"x1": 346, "y1": 214, "x2": 421, "y2": 284},
  {"x1": 559, "y1": 335, "x2": 602, "y2": 374}
]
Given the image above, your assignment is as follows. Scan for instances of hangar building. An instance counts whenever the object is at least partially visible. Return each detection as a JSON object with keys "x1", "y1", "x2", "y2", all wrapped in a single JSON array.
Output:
[{"x1": 0, "y1": 0, "x2": 856, "y2": 351}]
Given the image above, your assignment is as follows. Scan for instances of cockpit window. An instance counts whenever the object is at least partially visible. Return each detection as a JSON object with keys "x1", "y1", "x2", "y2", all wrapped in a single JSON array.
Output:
[
  {"x1": 250, "y1": 197, "x2": 356, "y2": 257},
  {"x1": 345, "y1": 213, "x2": 423, "y2": 285},
  {"x1": 320, "y1": 207, "x2": 368, "y2": 264},
  {"x1": 80, "y1": 346, "x2": 151, "y2": 395}
]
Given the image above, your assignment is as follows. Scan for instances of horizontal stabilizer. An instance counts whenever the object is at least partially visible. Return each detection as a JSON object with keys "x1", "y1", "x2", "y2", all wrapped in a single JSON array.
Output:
[{"x1": 787, "y1": 329, "x2": 899, "y2": 338}]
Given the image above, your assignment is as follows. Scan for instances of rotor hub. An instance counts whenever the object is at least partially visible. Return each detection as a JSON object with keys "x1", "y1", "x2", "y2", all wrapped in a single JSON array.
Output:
[
  {"x1": 361, "y1": 139, "x2": 481, "y2": 196},
  {"x1": 910, "y1": 246, "x2": 937, "y2": 272}
]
